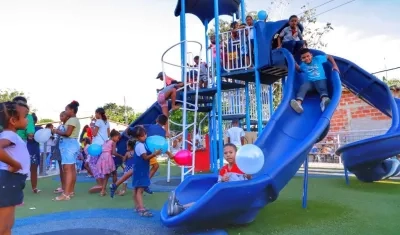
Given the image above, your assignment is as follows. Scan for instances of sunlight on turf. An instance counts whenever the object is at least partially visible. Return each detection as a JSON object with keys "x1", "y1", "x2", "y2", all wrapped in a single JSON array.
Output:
[{"x1": 376, "y1": 180, "x2": 400, "y2": 185}]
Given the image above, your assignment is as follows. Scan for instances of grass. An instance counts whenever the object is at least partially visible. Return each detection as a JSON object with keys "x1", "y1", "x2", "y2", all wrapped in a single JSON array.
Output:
[{"x1": 17, "y1": 164, "x2": 400, "y2": 235}]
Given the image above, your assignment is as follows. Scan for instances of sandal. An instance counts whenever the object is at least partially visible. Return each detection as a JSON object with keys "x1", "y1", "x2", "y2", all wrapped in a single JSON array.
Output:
[
  {"x1": 69, "y1": 192, "x2": 75, "y2": 197},
  {"x1": 109, "y1": 183, "x2": 117, "y2": 199},
  {"x1": 117, "y1": 190, "x2": 126, "y2": 196},
  {"x1": 52, "y1": 194, "x2": 71, "y2": 201},
  {"x1": 53, "y1": 188, "x2": 63, "y2": 194},
  {"x1": 100, "y1": 191, "x2": 107, "y2": 197},
  {"x1": 32, "y1": 188, "x2": 41, "y2": 194},
  {"x1": 138, "y1": 209, "x2": 153, "y2": 217}
]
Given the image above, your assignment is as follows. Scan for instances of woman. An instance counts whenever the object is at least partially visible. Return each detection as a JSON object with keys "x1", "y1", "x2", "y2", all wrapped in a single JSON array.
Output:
[{"x1": 52, "y1": 101, "x2": 81, "y2": 201}]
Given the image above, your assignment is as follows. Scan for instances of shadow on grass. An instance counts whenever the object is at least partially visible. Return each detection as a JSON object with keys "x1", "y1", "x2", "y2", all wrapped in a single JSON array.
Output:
[
  {"x1": 332, "y1": 178, "x2": 400, "y2": 195},
  {"x1": 227, "y1": 199, "x2": 351, "y2": 234}
]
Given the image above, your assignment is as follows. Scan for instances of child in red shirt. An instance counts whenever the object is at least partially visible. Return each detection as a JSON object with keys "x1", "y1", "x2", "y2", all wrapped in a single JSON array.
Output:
[{"x1": 167, "y1": 143, "x2": 251, "y2": 216}]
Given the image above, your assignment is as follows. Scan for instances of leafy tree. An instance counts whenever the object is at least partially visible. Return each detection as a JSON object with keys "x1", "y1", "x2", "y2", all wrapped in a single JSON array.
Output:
[
  {"x1": 169, "y1": 109, "x2": 208, "y2": 134},
  {"x1": 39, "y1": 118, "x2": 54, "y2": 124},
  {"x1": 102, "y1": 103, "x2": 142, "y2": 124},
  {"x1": 0, "y1": 89, "x2": 26, "y2": 102}
]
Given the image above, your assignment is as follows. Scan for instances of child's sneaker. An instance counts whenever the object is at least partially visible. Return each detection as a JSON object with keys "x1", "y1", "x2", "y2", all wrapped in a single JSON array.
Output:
[
  {"x1": 320, "y1": 97, "x2": 331, "y2": 112},
  {"x1": 109, "y1": 183, "x2": 117, "y2": 198},
  {"x1": 168, "y1": 191, "x2": 184, "y2": 216},
  {"x1": 290, "y1": 99, "x2": 304, "y2": 113},
  {"x1": 144, "y1": 187, "x2": 153, "y2": 194}
]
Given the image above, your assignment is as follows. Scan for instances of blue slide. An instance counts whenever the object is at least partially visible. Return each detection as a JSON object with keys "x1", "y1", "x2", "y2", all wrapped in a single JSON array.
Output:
[
  {"x1": 160, "y1": 47, "x2": 342, "y2": 227},
  {"x1": 333, "y1": 57, "x2": 400, "y2": 182}
]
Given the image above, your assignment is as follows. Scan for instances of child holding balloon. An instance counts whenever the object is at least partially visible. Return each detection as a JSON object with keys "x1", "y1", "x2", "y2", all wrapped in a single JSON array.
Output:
[
  {"x1": 167, "y1": 143, "x2": 251, "y2": 216},
  {"x1": 96, "y1": 129, "x2": 124, "y2": 196}
]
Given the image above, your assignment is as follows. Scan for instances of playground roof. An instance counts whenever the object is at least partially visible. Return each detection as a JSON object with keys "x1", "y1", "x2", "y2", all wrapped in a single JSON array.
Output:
[{"x1": 174, "y1": 0, "x2": 241, "y2": 25}]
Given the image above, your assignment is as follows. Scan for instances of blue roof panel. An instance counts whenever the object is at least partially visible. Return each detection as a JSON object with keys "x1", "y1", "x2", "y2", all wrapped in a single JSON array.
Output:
[{"x1": 174, "y1": 0, "x2": 241, "y2": 25}]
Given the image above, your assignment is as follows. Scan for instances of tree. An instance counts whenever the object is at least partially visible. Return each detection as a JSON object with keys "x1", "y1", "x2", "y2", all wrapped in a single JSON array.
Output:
[
  {"x1": 169, "y1": 109, "x2": 208, "y2": 134},
  {"x1": 38, "y1": 118, "x2": 54, "y2": 124},
  {"x1": 102, "y1": 103, "x2": 142, "y2": 124},
  {"x1": 0, "y1": 89, "x2": 26, "y2": 102}
]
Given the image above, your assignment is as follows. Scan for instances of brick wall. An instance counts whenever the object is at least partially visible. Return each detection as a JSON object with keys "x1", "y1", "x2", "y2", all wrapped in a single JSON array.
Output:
[{"x1": 330, "y1": 88, "x2": 396, "y2": 132}]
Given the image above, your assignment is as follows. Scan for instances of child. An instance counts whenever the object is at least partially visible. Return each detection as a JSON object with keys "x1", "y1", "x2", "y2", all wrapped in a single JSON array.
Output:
[
  {"x1": 110, "y1": 114, "x2": 170, "y2": 197},
  {"x1": 52, "y1": 111, "x2": 68, "y2": 194},
  {"x1": 290, "y1": 48, "x2": 339, "y2": 113},
  {"x1": 167, "y1": 143, "x2": 251, "y2": 216},
  {"x1": 0, "y1": 101, "x2": 30, "y2": 234},
  {"x1": 226, "y1": 119, "x2": 245, "y2": 148},
  {"x1": 115, "y1": 139, "x2": 135, "y2": 196},
  {"x1": 277, "y1": 15, "x2": 305, "y2": 54},
  {"x1": 96, "y1": 129, "x2": 124, "y2": 196},
  {"x1": 26, "y1": 113, "x2": 42, "y2": 193},
  {"x1": 44, "y1": 123, "x2": 55, "y2": 171},
  {"x1": 82, "y1": 138, "x2": 93, "y2": 177},
  {"x1": 129, "y1": 125, "x2": 161, "y2": 217},
  {"x1": 193, "y1": 56, "x2": 209, "y2": 89},
  {"x1": 157, "y1": 84, "x2": 182, "y2": 135}
]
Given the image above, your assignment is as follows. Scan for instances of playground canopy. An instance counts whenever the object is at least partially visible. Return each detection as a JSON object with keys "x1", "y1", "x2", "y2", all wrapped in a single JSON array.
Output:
[{"x1": 174, "y1": 0, "x2": 241, "y2": 24}]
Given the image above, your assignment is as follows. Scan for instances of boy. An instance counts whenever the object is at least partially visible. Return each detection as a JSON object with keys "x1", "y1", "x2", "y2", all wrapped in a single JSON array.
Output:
[
  {"x1": 226, "y1": 119, "x2": 245, "y2": 148},
  {"x1": 290, "y1": 48, "x2": 339, "y2": 113},
  {"x1": 277, "y1": 15, "x2": 305, "y2": 54},
  {"x1": 193, "y1": 56, "x2": 209, "y2": 88},
  {"x1": 12, "y1": 96, "x2": 35, "y2": 141},
  {"x1": 111, "y1": 114, "x2": 169, "y2": 196}
]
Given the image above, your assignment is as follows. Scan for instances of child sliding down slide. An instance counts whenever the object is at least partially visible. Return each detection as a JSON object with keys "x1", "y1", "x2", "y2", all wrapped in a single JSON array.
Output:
[{"x1": 167, "y1": 143, "x2": 251, "y2": 216}]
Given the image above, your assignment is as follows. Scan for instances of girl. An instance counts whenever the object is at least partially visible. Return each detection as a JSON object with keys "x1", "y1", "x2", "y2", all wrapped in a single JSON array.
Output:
[
  {"x1": 52, "y1": 111, "x2": 68, "y2": 194},
  {"x1": 130, "y1": 125, "x2": 161, "y2": 217},
  {"x1": 0, "y1": 101, "x2": 30, "y2": 234},
  {"x1": 167, "y1": 143, "x2": 251, "y2": 216},
  {"x1": 82, "y1": 138, "x2": 93, "y2": 177},
  {"x1": 91, "y1": 108, "x2": 110, "y2": 146},
  {"x1": 26, "y1": 113, "x2": 42, "y2": 193},
  {"x1": 96, "y1": 129, "x2": 124, "y2": 196},
  {"x1": 113, "y1": 139, "x2": 135, "y2": 197},
  {"x1": 52, "y1": 101, "x2": 81, "y2": 201}
]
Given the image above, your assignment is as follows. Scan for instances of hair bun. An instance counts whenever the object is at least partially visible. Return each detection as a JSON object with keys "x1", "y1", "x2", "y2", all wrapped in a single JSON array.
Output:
[{"x1": 71, "y1": 100, "x2": 80, "y2": 107}]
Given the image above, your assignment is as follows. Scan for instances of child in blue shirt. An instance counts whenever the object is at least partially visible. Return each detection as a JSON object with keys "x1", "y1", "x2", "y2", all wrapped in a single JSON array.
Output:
[
  {"x1": 290, "y1": 48, "x2": 339, "y2": 113},
  {"x1": 277, "y1": 15, "x2": 305, "y2": 54}
]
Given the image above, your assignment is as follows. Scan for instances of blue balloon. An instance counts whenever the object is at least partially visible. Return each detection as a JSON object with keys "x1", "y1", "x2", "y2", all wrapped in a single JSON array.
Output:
[
  {"x1": 257, "y1": 10, "x2": 268, "y2": 21},
  {"x1": 236, "y1": 144, "x2": 264, "y2": 174},
  {"x1": 146, "y1": 135, "x2": 169, "y2": 154},
  {"x1": 88, "y1": 144, "x2": 102, "y2": 157}
]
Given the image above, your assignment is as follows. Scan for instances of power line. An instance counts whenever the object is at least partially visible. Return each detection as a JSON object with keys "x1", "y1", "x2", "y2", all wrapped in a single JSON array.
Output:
[
  {"x1": 315, "y1": 0, "x2": 356, "y2": 17},
  {"x1": 371, "y1": 67, "x2": 400, "y2": 75},
  {"x1": 298, "y1": 0, "x2": 336, "y2": 16}
]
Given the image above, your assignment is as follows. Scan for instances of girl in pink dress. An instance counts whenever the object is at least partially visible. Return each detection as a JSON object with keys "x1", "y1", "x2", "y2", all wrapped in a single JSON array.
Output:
[{"x1": 96, "y1": 129, "x2": 124, "y2": 196}]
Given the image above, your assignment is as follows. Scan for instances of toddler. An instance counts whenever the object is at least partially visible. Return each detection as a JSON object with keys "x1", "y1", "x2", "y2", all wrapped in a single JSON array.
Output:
[
  {"x1": 290, "y1": 48, "x2": 339, "y2": 113},
  {"x1": 114, "y1": 139, "x2": 135, "y2": 196},
  {"x1": 167, "y1": 143, "x2": 251, "y2": 216}
]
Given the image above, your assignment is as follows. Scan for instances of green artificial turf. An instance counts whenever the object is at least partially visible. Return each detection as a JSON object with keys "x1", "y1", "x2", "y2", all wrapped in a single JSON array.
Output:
[{"x1": 17, "y1": 164, "x2": 400, "y2": 235}]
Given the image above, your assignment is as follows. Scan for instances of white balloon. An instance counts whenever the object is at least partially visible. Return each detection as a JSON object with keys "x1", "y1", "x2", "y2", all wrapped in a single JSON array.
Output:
[
  {"x1": 236, "y1": 144, "x2": 265, "y2": 175},
  {"x1": 34, "y1": 129, "x2": 52, "y2": 143}
]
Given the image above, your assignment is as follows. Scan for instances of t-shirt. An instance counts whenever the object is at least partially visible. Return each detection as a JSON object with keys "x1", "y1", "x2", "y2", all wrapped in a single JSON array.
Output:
[
  {"x1": 226, "y1": 126, "x2": 245, "y2": 146},
  {"x1": 0, "y1": 130, "x2": 30, "y2": 175},
  {"x1": 16, "y1": 113, "x2": 35, "y2": 140},
  {"x1": 64, "y1": 117, "x2": 81, "y2": 139},
  {"x1": 143, "y1": 124, "x2": 166, "y2": 137},
  {"x1": 299, "y1": 55, "x2": 328, "y2": 82},
  {"x1": 92, "y1": 119, "x2": 110, "y2": 145},
  {"x1": 218, "y1": 163, "x2": 247, "y2": 182},
  {"x1": 135, "y1": 142, "x2": 147, "y2": 157}
]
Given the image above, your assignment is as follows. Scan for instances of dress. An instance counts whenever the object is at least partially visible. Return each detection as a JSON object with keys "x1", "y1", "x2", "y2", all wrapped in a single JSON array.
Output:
[
  {"x1": 132, "y1": 142, "x2": 152, "y2": 188},
  {"x1": 96, "y1": 140, "x2": 116, "y2": 175}
]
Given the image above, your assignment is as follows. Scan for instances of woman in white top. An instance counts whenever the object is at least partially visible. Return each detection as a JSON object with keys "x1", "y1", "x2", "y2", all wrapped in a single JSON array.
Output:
[{"x1": 91, "y1": 108, "x2": 110, "y2": 146}]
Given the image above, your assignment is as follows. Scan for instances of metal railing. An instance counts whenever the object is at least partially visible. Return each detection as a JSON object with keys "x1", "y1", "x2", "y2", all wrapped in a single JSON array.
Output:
[{"x1": 309, "y1": 129, "x2": 388, "y2": 164}]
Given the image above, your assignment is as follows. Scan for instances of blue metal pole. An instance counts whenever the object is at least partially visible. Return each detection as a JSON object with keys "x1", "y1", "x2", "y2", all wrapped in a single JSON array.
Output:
[
  {"x1": 281, "y1": 76, "x2": 286, "y2": 98},
  {"x1": 302, "y1": 157, "x2": 309, "y2": 209},
  {"x1": 240, "y1": 0, "x2": 246, "y2": 22},
  {"x1": 268, "y1": 84, "x2": 274, "y2": 115},
  {"x1": 214, "y1": 0, "x2": 224, "y2": 168},
  {"x1": 253, "y1": 24, "x2": 262, "y2": 133},
  {"x1": 211, "y1": 98, "x2": 218, "y2": 171},
  {"x1": 344, "y1": 166, "x2": 350, "y2": 185},
  {"x1": 204, "y1": 20, "x2": 209, "y2": 67},
  {"x1": 208, "y1": 114, "x2": 215, "y2": 172},
  {"x1": 245, "y1": 82, "x2": 251, "y2": 131}
]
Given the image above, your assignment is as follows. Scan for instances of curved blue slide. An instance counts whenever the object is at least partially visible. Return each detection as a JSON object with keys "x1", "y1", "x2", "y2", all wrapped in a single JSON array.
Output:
[
  {"x1": 333, "y1": 56, "x2": 400, "y2": 182},
  {"x1": 160, "y1": 48, "x2": 342, "y2": 228}
]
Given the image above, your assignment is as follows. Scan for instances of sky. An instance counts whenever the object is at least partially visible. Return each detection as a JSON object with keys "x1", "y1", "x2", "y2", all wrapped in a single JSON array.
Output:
[{"x1": 0, "y1": 0, "x2": 399, "y2": 120}]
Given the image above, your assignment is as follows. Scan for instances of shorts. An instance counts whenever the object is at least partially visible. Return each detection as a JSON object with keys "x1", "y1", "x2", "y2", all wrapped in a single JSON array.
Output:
[
  {"x1": 113, "y1": 156, "x2": 123, "y2": 169},
  {"x1": 51, "y1": 145, "x2": 62, "y2": 161},
  {"x1": 150, "y1": 157, "x2": 158, "y2": 166},
  {"x1": 60, "y1": 138, "x2": 80, "y2": 165},
  {"x1": 200, "y1": 75, "x2": 208, "y2": 82},
  {"x1": 0, "y1": 170, "x2": 27, "y2": 208},
  {"x1": 30, "y1": 153, "x2": 40, "y2": 165},
  {"x1": 157, "y1": 93, "x2": 167, "y2": 108}
]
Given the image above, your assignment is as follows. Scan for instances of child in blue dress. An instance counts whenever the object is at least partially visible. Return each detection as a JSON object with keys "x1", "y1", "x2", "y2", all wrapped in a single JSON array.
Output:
[
  {"x1": 130, "y1": 125, "x2": 161, "y2": 217},
  {"x1": 114, "y1": 139, "x2": 135, "y2": 197}
]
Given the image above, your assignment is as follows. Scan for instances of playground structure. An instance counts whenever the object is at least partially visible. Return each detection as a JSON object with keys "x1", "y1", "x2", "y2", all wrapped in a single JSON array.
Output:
[{"x1": 114, "y1": 0, "x2": 400, "y2": 230}]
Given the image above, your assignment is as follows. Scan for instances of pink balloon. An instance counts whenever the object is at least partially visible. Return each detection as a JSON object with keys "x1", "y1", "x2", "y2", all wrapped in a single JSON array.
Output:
[{"x1": 174, "y1": 149, "x2": 192, "y2": 166}]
